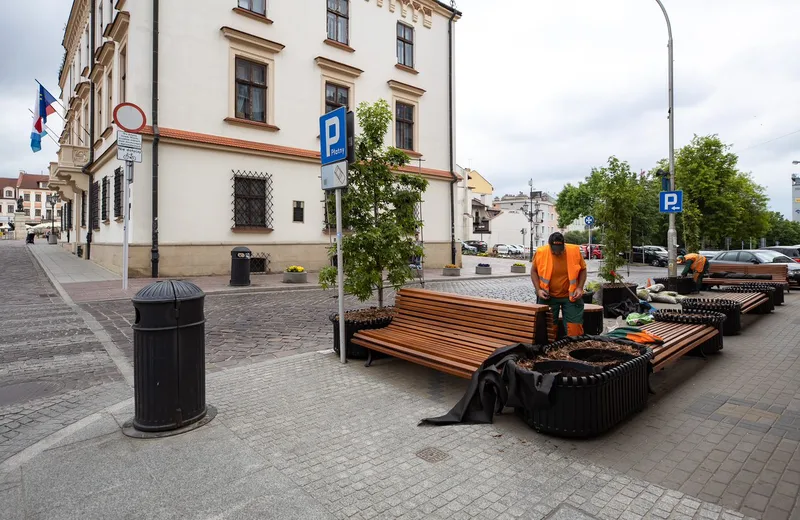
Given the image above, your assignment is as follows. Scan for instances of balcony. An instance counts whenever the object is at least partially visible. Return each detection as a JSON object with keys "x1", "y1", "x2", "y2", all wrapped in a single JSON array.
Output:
[{"x1": 52, "y1": 144, "x2": 90, "y2": 194}]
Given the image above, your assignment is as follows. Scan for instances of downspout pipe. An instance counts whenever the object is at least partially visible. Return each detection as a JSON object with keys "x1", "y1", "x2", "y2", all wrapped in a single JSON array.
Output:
[
  {"x1": 85, "y1": 0, "x2": 96, "y2": 260},
  {"x1": 447, "y1": 10, "x2": 457, "y2": 265},
  {"x1": 151, "y1": 0, "x2": 160, "y2": 277}
]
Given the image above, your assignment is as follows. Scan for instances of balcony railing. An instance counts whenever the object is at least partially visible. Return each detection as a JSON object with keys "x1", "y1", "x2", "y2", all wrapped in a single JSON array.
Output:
[{"x1": 56, "y1": 144, "x2": 90, "y2": 171}]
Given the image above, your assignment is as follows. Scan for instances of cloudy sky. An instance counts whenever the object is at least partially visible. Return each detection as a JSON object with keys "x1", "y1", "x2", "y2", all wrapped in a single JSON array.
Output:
[{"x1": 1, "y1": 0, "x2": 798, "y2": 216}]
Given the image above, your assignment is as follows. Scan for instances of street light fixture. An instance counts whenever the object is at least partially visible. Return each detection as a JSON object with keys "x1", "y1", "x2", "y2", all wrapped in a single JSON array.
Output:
[{"x1": 47, "y1": 194, "x2": 58, "y2": 245}]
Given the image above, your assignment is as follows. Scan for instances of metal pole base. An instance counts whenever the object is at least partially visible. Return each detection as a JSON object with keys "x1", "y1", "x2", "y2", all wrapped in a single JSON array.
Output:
[{"x1": 122, "y1": 405, "x2": 217, "y2": 439}]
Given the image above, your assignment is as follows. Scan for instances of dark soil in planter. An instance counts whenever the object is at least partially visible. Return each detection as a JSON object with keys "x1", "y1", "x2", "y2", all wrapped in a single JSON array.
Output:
[
  {"x1": 331, "y1": 306, "x2": 395, "y2": 359},
  {"x1": 568, "y1": 348, "x2": 636, "y2": 365},
  {"x1": 331, "y1": 306, "x2": 395, "y2": 324}
]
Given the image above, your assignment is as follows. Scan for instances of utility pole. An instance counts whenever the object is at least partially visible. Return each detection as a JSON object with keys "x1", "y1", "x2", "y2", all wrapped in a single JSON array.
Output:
[{"x1": 654, "y1": 0, "x2": 678, "y2": 290}]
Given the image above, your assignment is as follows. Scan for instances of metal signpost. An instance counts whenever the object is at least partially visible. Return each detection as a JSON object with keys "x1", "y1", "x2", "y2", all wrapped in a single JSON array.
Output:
[
  {"x1": 584, "y1": 215, "x2": 595, "y2": 259},
  {"x1": 113, "y1": 103, "x2": 147, "y2": 291},
  {"x1": 320, "y1": 107, "x2": 351, "y2": 364}
]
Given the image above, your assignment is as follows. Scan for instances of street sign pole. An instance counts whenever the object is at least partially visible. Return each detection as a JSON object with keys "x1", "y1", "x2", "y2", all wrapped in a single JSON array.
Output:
[
  {"x1": 122, "y1": 160, "x2": 133, "y2": 291},
  {"x1": 335, "y1": 188, "x2": 345, "y2": 365}
]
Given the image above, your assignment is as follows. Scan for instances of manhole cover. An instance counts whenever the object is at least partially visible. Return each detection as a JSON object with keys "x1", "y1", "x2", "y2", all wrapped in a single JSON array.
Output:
[
  {"x1": 0, "y1": 381, "x2": 64, "y2": 406},
  {"x1": 415, "y1": 447, "x2": 449, "y2": 463}
]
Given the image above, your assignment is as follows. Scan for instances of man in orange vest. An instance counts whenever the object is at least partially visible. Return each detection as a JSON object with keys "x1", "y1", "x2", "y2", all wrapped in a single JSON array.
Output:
[
  {"x1": 677, "y1": 253, "x2": 708, "y2": 291},
  {"x1": 531, "y1": 232, "x2": 588, "y2": 336}
]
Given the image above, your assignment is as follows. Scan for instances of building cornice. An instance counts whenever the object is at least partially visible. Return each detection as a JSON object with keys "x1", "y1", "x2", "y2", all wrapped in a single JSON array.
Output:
[
  {"x1": 314, "y1": 57, "x2": 363, "y2": 78},
  {"x1": 97, "y1": 41, "x2": 115, "y2": 67},
  {"x1": 59, "y1": 0, "x2": 90, "y2": 85},
  {"x1": 108, "y1": 11, "x2": 130, "y2": 43},
  {"x1": 220, "y1": 27, "x2": 285, "y2": 54},
  {"x1": 387, "y1": 80, "x2": 426, "y2": 98},
  {"x1": 364, "y1": 0, "x2": 461, "y2": 28}
]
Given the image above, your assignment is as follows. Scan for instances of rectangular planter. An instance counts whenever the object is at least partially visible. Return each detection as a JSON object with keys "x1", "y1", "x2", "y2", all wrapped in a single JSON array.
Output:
[
  {"x1": 442, "y1": 268, "x2": 461, "y2": 276},
  {"x1": 283, "y1": 271, "x2": 308, "y2": 283},
  {"x1": 511, "y1": 265, "x2": 526, "y2": 274},
  {"x1": 515, "y1": 340, "x2": 652, "y2": 438},
  {"x1": 475, "y1": 266, "x2": 492, "y2": 275}
]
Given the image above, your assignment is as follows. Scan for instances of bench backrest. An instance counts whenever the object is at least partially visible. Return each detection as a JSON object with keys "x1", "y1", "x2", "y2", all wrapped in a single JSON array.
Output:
[
  {"x1": 394, "y1": 288, "x2": 554, "y2": 346},
  {"x1": 708, "y1": 262, "x2": 788, "y2": 282}
]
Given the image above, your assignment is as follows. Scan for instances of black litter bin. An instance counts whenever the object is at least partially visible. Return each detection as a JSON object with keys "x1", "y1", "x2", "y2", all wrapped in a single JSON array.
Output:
[
  {"x1": 132, "y1": 280, "x2": 207, "y2": 432},
  {"x1": 230, "y1": 246, "x2": 251, "y2": 286}
]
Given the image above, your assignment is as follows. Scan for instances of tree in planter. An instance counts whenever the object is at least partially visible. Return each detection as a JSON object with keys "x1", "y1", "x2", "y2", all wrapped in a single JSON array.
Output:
[
  {"x1": 319, "y1": 99, "x2": 428, "y2": 308},
  {"x1": 593, "y1": 157, "x2": 639, "y2": 283}
]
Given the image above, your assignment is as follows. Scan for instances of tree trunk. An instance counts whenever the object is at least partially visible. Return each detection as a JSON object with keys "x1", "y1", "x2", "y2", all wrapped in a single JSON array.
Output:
[{"x1": 378, "y1": 283, "x2": 384, "y2": 309}]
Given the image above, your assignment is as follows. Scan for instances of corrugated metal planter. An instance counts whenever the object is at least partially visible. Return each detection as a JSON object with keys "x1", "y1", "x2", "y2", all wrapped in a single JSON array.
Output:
[
  {"x1": 515, "y1": 336, "x2": 652, "y2": 438},
  {"x1": 653, "y1": 276, "x2": 696, "y2": 295},
  {"x1": 653, "y1": 309, "x2": 726, "y2": 354},
  {"x1": 681, "y1": 298, "x2": 741, "y2": 336},
  {"x1": 330, "y1": 308, "x2": 394, "y2": 359}
]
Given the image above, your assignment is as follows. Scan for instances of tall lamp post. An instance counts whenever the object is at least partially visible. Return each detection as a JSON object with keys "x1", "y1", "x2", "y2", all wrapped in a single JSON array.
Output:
[
  {"x1": 653, "y1": 0, "x2": 678, "y2": 289},
  {"x1": 47, "y1": 194, "x2": 59, "y2": 245}
]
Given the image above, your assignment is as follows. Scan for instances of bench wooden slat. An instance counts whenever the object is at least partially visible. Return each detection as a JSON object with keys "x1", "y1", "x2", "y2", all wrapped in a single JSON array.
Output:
[
  {"x1": 393, "y1": 312, "x2": 538, "y2": 344},
  {"x1": 642, "y1": 321, "x2": 718, "y2": 371},
  {"x1": 396, "y1": 299, "x2": 537, "y2": 329}
]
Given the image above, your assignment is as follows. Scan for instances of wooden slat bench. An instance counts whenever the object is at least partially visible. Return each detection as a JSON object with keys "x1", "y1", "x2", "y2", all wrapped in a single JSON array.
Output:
[
  {"x1": 703, "y1": 263, "x2": 791, "y2": 292},
  {"x1": 707, "y1": 292, "x2": 769, "y2": 314},
  {"x1": 641, "y1": 321, "x2": 721, "y2": 372},
  {"x1": 351, "y1": 288, "x2": 555, "y2": 378}
]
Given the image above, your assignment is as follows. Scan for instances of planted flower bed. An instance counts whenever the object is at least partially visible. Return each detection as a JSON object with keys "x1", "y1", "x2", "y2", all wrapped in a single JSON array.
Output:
[
  {"x1": 681, "y1": 298, "x2": 741, "y2": 336},
  {"x1": 476, "y1": 263, "x2": 492, "y2": 275},
  {"x1": 331, "y1": 307, "x2": 394, "y2": 359},
  {"x1": 511, "y1": 262, "x2": 527, "y2": 274},
  {"x1": 513, "y1": 336, "x2": 652, "y2": 438}
]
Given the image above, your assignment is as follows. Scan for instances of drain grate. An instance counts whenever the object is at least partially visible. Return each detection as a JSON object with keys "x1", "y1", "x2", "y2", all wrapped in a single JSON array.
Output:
[
  {"x1": 0, "y1": 381, "x2": 64, "y2": 406},
  {"x1": 415, "y1": 447, "x2": 449, "y2": 463}
]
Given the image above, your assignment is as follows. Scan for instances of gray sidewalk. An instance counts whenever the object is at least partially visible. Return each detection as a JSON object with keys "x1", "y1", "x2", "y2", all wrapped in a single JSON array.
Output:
[{"x1": 27, "y1": 243, "x2": 119, "y2": 284}]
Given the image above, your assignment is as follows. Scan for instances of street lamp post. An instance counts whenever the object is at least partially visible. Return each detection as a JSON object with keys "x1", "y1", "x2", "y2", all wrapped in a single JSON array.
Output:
[
  {"x1": 654, "y1": 0, "x2": 678, "y2": 290},
  {"x1": 47, "y1": 194, "x2": 58, "y2": 245}
]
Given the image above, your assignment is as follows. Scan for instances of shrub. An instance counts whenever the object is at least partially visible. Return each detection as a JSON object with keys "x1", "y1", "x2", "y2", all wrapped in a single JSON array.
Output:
[
  {"x1": 286, "y1": 265, "x2": 305, "y2": 273},
  {"x1": 444, "y1": 264, "x2": 458, "y2": 269},
  {"x1": 513, "y1": 262, "x2": 526, "y2": 267}
]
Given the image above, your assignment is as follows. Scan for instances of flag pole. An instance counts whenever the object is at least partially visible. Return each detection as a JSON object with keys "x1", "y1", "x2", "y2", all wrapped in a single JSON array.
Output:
[
  {"x1": 28, "y1": 108, "x2": 62, "y2": 145},
  {"x1": 35, "y1": 79, "x2": 91, "y2": 142},
  {"x1": 35, "y1": 79, "x2": 68, "y2": 112}
]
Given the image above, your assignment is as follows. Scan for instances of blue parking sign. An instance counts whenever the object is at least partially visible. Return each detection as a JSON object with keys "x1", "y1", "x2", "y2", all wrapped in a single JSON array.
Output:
[
  {"x1": 319, "y1": 107, "x2": 347, "y2": 166},
  {"x1": 659, "y1": 191, "x2": 683, "y2": 213}
]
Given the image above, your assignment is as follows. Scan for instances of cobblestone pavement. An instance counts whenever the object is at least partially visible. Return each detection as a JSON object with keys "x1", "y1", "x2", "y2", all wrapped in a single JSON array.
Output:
[{"x1": 0, "y1": 242, "x2": 130, "y2": 464}]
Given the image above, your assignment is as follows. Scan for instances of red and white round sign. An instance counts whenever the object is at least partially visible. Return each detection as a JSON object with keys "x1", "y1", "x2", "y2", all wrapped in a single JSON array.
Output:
[{"x1": 113, "y1": 103, "x2": 147, "y2": 133}]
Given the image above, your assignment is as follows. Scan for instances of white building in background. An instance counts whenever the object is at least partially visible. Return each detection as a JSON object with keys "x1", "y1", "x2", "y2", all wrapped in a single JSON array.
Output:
[
  {"x1": 491, "y1": 192, "x2": 563, "y2": 249},
  {"x1": 0, "y1": 173, "x2": 64, "y2": 231},
  {"x1": 51, "y1": 0, "x2": 461, "y2": 277}
]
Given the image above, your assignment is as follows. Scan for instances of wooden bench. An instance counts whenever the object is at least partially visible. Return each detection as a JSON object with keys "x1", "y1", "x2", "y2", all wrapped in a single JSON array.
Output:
[
  {"x1": 707, "y1": 292, "x2": 769, "y2": 314},
  {"x1": 641, "y1": 321, "x2": 721, "y2": 372},
  {"x1": 351, "y1": 288, "x2": 555, "y2": 378},
  {"x1": 703, "y1": 262, "x2": 791, "y2": 292}
]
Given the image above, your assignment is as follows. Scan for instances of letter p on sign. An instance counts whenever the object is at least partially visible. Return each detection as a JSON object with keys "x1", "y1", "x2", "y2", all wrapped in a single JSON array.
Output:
[
  {"x1": 659, "y1": 190, "x2": 683, "y2": 213},
  {"x1": 325, "y1": 118, "x2": 339, "y2": 158}
]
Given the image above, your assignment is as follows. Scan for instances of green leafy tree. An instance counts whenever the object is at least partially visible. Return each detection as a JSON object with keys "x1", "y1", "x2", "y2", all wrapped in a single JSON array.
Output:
[
  {"x1": 564, "y1": 230, "x2": 589, "y2": 244},
  {"x1": 765, "y1": 212, "x2": 800, "y2": 246},
  {"x1": 593, "y1": 157, "x2": 640, "y2": 282},
  {"x1": 319, "y1": 100, "x2": 428, "y2": 308}
]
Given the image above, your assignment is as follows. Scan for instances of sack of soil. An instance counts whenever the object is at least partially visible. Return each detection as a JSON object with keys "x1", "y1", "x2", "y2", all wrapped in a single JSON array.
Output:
[{"x1": 420, "y1": 337, "x2": 651, "y2": 426}]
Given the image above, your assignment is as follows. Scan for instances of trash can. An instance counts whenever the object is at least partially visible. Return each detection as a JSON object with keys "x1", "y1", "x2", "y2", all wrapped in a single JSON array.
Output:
[
  {"x1": 230, "y1": 246, "x2": 251, "y2": 287},
  {"x1": 131, "y1": 280, "x2": 207, "y2": 432}
]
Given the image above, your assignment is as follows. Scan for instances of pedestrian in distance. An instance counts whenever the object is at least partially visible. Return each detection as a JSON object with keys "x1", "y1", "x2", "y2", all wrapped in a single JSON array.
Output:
[{"x1": 530, "y1": 232, "x2": 588, "y2": 337}]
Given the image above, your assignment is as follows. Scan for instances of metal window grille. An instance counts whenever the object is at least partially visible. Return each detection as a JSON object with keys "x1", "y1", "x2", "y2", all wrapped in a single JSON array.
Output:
[
  {"x1": 66, "y1": 200, "x2": 73, "y2": 230},
  {"x1": 90, "y1": 181, "x2": 100, "y2": 230},
  {"x1": 232, "y1": 170, "x2": 273, "y2": 228},
  {"x1": 101, "y1": 177, "x2": 109, "y2": 221},
  {"x1": 114, "y1": 167, "x2": 123, "y2": 218},
  {"x1": 250, "y1": 252, "x2": 271, "y2": 274},
  {"x1": 81, "y1": 191, "x2": 86, "y2": 227}
]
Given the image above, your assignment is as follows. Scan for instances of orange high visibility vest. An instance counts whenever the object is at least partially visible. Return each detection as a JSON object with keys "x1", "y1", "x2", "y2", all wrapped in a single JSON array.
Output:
[
  {"x1": 533, "y1": 244, "x2": 583, "y2": 295},
  {"x1": 684, "y1": 253, "x2": 707, "y2": 273}
]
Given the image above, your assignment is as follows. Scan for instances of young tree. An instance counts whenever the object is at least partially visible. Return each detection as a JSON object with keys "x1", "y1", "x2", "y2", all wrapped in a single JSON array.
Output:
[
  {"x1": 564, "y1": 230, "x2": 589, "y2": 244},
  {"x1": 319, "y1": 100, "x2": 428, "y2": 308},
  {"x1": 593, "y1": 157, "x2": 640, "y2": 282}
]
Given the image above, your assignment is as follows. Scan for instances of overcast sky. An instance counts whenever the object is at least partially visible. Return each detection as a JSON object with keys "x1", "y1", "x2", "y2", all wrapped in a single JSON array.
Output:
[{"x1": 1, "y1": 0, "x2": 798, "y2": 217}]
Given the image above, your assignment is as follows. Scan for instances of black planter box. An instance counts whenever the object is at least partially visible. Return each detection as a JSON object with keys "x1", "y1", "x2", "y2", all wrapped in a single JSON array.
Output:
[
  {"x1": 331, "y1": 310, "x2": 393, "y2": 359},
  {"x1": 740, "y1": 283, "x2": 783, "y2": 308},
  {"x1": 681, "y1": 298, "x2": 741, "y2": 336},
  {"x1": 515, "y1": 336, "x2": 652, "y2": 438},
  {"x1": 653, "y1": 276, "x2": 696, "y2": 295},
  {"x1": 653, "y1": 309, "x2": 726, "y2": 354},
  {"x1": 600, "y1": 283, "x2": 638, "y2": 318},
  {"x1": 583, "y1": 309, "x2": 603, "y2": 335}
]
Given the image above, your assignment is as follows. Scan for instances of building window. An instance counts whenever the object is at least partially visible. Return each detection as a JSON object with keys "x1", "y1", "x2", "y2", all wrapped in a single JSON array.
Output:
[
  {"x1": 114, "y1": 167, "x2": 123, "y2": 218},
  {"x1": 238, "y1": 0, "x2": 266, "y2": 15},
  {"x1": 98, "y1": 0, "x2": 103, "y2": 35},
  {"x1": 119, "y1": 46, "x2": 127, "y2": 102},
  {"x1": 46, "y1": 209, "x2": 52, "y2": 220},
  {"x1": 232, "y1": 171, "x2": 273, "y2": 229},
  {"x1": 235, "y1": 58, "x2": 267, "y2": 123},
  {"x1": 90, "y1": 181, "x2": 100, "y2": 229},
  {"x1": 96, "y1": 86, "x2": 103, "y2": 138},
  {"x1": 24, "y1": 209, "x2": 30, "y2": 217},
  {"x1": 395, "y1": 102, "x2": 414, "y2": 150},
  {"x1": 35, "y1": 209, "x2": 41, "y2": 217},
  {"x1": 293, "y1": 201, "x2": 304, "y2": 223},
  {"x1": 66, "y1": 200, "x2": 73, "y2": 230},
  {"x1": 326, "y1": 0, "x2": 349, "y2": 45},
  {"x1": 397, "y1": 23, "x2": 414, "y2": 68},
  {"x1": 4, "y1": 189, "x2": 11, "y2": 198},
  {"x1": 24, "y1": 193, "x2": 30, "y2": 202},
  {"x1": 81, "y1": 190, "x2": 87, "y2": 227},
  {"x1": 6, "y1": 205, "x2": 12, "y2": 213},
  {"x1": 35, "y1": 194, "x2": 41, "y2": 202},
  {"x1": 101, "y1": 177, "x2": 109, "y2": 221},
  {"x1": 325, "y1": 83, "x2": 349, "y2": 113},
  {"x1": 106, "y1": 69, "x2": 113, "y2": 127}
]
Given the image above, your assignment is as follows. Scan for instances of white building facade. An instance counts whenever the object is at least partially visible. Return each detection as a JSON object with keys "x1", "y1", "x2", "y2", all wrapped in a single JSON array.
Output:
[
  {"x1": 52, "y1": 0, "x2": 461, "y2": 277},
  {"x1": 491, "y1": 193, "x2": 563, "y2": 249}
]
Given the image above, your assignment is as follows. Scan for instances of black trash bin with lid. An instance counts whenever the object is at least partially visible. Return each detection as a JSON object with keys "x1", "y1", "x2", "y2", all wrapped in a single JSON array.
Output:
[
  {"x1": 131, "y1": 280, "x2": 208, "y2": 433},
  {"x1": 230, "y1": 246, "x2": 252, "y2": 286}
]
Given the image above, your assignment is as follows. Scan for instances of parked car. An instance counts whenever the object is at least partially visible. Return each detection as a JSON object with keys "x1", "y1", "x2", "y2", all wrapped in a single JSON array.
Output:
[
  {"x1": 709, "y1": 249, "x2": 800, "y2": 282},
  {"x1": 461, "y1": 242, "x2": 477, "y2": 254},
  {"x1": 580, "y1": 244, "x2": 604, "y2": 259},
  {"x1": 492, "y1": 244, "x2": 510, "y2": 255},
  {"x1": 622, "y1": 246, "x2": 668, "y2": 266},
  {"x1": 464, "y1": 240, "x2": 488, "y2": 253},
  {"x1": 512, "y1": 244, "x2": 527, "y2": 256},
  {"x1": 700, "y1": 250, "x2": 721, "y2": 259},
  {"x1": 766, "y1": 246, "x2": 800, "y2": 262}
]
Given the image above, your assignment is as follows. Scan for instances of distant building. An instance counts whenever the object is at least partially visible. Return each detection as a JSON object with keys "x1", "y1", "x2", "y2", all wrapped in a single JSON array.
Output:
[
  {"x1": 492, "y1": 192, "x2": 563, "y2": 248},
  {"x1": 0, "y1": 172, "x2": 64, "y2": 231}
]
